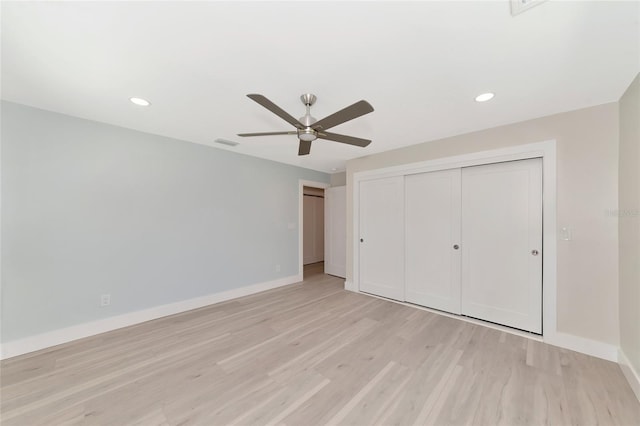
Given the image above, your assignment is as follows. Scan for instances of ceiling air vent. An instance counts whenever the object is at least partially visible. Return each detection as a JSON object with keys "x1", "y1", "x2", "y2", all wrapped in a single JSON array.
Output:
[
  {"x1": 511, "y1": 0, "x2": 547, "y2": 16},
  {"x1": 214, "y1": 138, "x2": 239, "y2": 147}
]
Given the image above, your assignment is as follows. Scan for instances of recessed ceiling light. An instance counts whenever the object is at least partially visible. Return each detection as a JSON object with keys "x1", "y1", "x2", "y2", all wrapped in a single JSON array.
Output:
[
  {"x1": 331, "y1": 168, "x2": 338, "y2": 171},
  {"x1": 475, "y1": 93, "x2": 495, "y2": 102},
  {"x1": 129, "y1": 97, "x2": 151, "y2": 106}
]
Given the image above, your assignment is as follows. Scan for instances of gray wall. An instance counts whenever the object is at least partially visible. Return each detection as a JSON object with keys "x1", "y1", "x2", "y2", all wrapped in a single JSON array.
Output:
[
  {"x1": 1, "y1": 101, "x2": 329, "y2": 342},
  {"x1": 619, "y1": 73, "x2": 640, "y2": 374}
]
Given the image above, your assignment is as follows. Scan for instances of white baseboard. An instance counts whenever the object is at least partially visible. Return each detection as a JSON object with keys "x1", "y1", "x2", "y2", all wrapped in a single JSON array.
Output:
[
  {"x1": 344, "y1": 280, "x2": 355, "y2": 292},
  {"x1": 619, "y1": 348, "x2": 640, "y2": 402},
  {"x1": 0, "y1": 274, "x2": 301, "y2": 360},
  {"x1": 544, "y1": 332, "x2": 619, "y2": 362}
]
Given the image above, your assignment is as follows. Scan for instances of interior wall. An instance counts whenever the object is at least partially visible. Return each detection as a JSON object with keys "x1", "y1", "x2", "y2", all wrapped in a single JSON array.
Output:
[
  {"x1": 0, "y1": 101, "x2": 329, "y2": 343},
  {"x1": 330, "y1": 172, "x2": 346, "y2": 187},
  {"x1": 346, "y1": 102, "x2": 620, "y2": 346},
  {"x1": 619, "y1": 73, "x2": 640, "y2": 374}
]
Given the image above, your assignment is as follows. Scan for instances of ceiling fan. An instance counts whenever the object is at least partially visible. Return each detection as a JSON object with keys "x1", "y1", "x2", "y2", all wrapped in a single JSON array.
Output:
[{"x1": 238, "y1": 94, "x2": 374, "y2": 155}]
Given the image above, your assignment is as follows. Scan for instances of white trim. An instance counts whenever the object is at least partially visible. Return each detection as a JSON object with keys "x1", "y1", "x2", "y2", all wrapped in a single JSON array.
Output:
[
  {"x1": 0, "y1": 274, "x2": 301, "y2": 360},
  {"x1": 353, "y1": 142, "x2": 554, "y2": 181},
  {"x1": 298, "y1": 179, "x2": 330, "y2": 277},
  {"x1": 344, "y1": 280, "x2": 355, "y2": 292},
  {"x1": 619, "y1": 348, "x2": 640, "y2": 402},
  {"x1": 352, "y1": 140, "x2": 559, "y2": 342},
  {"x1": 543, "y1": 332, "x2": 619, "y2": 362}
]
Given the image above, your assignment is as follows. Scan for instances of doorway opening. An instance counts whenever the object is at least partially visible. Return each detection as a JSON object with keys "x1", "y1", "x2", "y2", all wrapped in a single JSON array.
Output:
[
  {"x1": 303, "y1": 186, "x2": 325, "y2": 279},
  {"x1": 298, "y1": 180, "x2": 330, "y2": 280}
]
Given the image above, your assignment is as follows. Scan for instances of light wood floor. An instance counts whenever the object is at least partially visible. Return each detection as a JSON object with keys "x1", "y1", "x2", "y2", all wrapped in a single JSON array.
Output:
[{"x1": 2, "y1": 267, "x2": 639, "y2": 425}]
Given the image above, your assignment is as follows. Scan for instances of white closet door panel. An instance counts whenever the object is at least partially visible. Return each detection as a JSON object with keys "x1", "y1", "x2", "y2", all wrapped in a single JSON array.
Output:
[
  {"x1": 461, "y1": 158, "x2": 543, "y2": 333},
  {"x1": 359, "y1": 176, "x2": 404, "y2": 301},
  {"x1": 405, "y1": 169, "x2": 461, "y2": 314},
  {"x1": 325, "y1": 186, "x2": 346, "y2": 278}
]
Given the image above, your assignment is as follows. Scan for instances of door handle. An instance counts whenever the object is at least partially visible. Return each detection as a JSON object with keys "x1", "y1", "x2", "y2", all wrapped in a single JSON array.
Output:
[
  {"x1": 531, "y1": 249, "x2": 539, "y2": 256},
  {"x1": 453, "y1": 244, "x2": 459, "y2": 250},
  {"x1": 360, "y1": 238, "x2": 364, "y2": 243}
]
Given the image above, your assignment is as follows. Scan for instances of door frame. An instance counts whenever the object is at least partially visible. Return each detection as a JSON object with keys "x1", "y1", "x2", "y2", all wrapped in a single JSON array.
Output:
[
  {"x1": 299, "y1": 180, "x2": 330, "y2": 279},
  {"x1": 352, "y1": 140, "x2": 557, "y2": 340}
]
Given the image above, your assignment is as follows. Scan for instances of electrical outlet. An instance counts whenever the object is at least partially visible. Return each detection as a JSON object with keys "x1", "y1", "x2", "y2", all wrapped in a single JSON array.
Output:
[
  {"x1": 275, "y1": 264, "x2": 281, "y2": 272},
  {"x1": 100, "y1": 294, "x2": 111, "y2": 307}
]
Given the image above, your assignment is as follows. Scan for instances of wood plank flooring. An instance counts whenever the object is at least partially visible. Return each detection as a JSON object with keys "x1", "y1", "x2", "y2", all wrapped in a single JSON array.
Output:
[{"x1": 2, "y1": 266, "x2": 639, "y2": 425}]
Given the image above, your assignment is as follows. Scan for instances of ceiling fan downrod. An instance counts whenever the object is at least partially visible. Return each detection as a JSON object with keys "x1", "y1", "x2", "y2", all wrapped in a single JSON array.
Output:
[{"x1": 299, "y1": 94, "x2": 317, "y2": 128}]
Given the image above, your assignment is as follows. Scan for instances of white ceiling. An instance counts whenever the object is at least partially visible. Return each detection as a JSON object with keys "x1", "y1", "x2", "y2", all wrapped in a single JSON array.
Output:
[{"x1": 2, "y1": 1, "x2": 639, "y2": 174}]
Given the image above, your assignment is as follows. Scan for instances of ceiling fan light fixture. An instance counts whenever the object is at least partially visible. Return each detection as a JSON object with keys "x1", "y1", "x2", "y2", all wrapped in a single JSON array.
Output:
[{"x1": 298, "y1": 129, "x2": 317, "y2": 142}]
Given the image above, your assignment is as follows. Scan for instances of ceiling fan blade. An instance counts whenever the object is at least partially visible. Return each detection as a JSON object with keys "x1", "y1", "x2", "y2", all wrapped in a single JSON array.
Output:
[
  {"x1": 247, "y1": 94, "x2": 304, "y2": 129},
  {"x1": 317, "y1": 131, "x2": 372, "y2": 147},
  {"x1": 311, "y1": 100, "x2": 374, "y2": 131},
  {"x1": 237, "y1": 131, "x2": 297, "y2": 137},
  {"x1": 298, "y1": 140, "x2": 312, "y2": 155}
]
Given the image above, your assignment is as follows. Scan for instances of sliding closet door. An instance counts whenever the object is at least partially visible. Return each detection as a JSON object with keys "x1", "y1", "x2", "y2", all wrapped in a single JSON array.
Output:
[
  {"x1": 359, "y1": 176, "x2": 404, "y2": 301},
  {"x1": 461, "y1": 158, "x2": 543, "y2": 333},
  {"x1": 405, "y1": 169, "x2": 461, "y2": 314}
]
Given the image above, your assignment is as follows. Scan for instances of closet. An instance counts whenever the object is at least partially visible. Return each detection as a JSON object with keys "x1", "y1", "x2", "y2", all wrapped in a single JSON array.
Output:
[
  {"x1": 358, "y1": 158, "x2": 543, "y2": 333},
  {"x1": 303, "y1": 189, "x2": 325, "y2": 265}
]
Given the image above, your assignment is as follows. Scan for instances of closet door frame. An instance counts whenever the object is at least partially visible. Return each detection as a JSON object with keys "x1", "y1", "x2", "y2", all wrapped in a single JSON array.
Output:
[{"x1": 351, "y1": 140, "x2": 557, "y2": 341}]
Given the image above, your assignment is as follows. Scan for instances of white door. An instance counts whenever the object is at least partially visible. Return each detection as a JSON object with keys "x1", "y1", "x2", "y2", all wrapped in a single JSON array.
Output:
[
  {"x1": 325, "y1": 186, "x2": 346, "y2": 278},
  {"x1": 359, "y1": 176, "x2": 404, "y2": 301},
  {"x1": 461, "y1": 158, "x2": 543, "y2": 333},
  {"x1": 405, "y1": 169, "x2": 462, "y2": 314}
]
